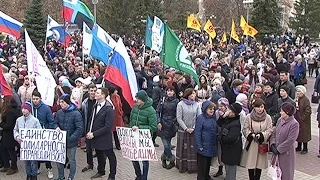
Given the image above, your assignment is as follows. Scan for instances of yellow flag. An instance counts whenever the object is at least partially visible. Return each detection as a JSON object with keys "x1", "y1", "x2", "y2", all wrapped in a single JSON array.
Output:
[
  {"x1": 220, "y1": 32, "x2": 227, "y2": 46},
  {"x1": 240, "y1": 15, "x2": 247, "y2": 31},
  {"x1": 244, "y1": 24, "x2": 258, "y2": 37},
  {"x1": 187, "y1": 14, "x2": 201, "y2": 32},
  {"x1": 231, "y1": 19, "x2": 240, "y2": 43},
  {"x1": 204, "y1": 20, "x2": 216, "y2": 39}
]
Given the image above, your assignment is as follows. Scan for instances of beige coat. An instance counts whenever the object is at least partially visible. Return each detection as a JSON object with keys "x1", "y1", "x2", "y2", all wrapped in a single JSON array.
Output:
[{"x1": 240, "y1": 114, "x2": 273, "y2": 169}]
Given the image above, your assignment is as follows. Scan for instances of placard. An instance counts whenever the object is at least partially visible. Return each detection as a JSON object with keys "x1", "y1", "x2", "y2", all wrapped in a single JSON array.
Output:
[
  {"x1": 116, "y1": 127, "x2": 158, "y2": 161},
  {"x1": 19, "y1": 129, "x2": 67, "y2": 164}
]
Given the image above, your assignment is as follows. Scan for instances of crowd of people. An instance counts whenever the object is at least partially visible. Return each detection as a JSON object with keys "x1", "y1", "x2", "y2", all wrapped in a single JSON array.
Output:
[{"x1": 0, "y1": 28, "x2": 318, "y2": 180}]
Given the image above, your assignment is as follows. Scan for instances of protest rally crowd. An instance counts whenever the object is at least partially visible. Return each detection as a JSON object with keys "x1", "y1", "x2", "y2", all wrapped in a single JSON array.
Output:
[{"x1": 0, "y1": 1, "x2": 320, "y2": 180}]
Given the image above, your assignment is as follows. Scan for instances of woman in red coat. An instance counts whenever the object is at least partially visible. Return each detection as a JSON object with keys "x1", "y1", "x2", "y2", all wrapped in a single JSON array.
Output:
[{"x1": 109, "y1": 86, "x2": 124, "y2": 150}]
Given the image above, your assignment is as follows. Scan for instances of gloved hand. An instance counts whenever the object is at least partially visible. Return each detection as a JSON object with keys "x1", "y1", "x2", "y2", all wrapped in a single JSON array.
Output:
[
  {"x1": 257, "y1": 132, "x2": 265, "y2": 144},
  {"x1": 270, "y1": 144, "x2": 280, "y2": 155},
  {"x1": 247, "y1": 132, "x2": 254, "y2": 142}
]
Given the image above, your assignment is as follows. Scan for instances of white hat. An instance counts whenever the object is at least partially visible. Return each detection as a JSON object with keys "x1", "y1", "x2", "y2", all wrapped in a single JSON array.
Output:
[
  {"x1": 236, "y1": 93, "x2": 248, "y2": 103},
  {"x1": 75, "y1": 77, "x2": 85, "y2": 84},
  {"x1": 296, "y1": 85, "x2": 306, "y2": 94}
]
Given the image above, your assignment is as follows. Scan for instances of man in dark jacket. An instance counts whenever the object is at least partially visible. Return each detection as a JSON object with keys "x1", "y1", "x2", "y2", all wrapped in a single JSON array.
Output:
[
  {"x1": 54, "y1": 94, "x2": 83, "y2": 180},
  {"x1": 275, "y1": 71, "x2": 296, "y2": 99},
  {"x1": 80, "y1": 84, "x2": 97, "y2": 173},
  {"x1": 86, "y1": 88, "x2": 116, "y2": 180},
  {"x1": 30, "y1": 91, "x2": 55, "y2": 178},
  {"x1": 226, "y1": 79, "x2": 243, "y2": 104}
]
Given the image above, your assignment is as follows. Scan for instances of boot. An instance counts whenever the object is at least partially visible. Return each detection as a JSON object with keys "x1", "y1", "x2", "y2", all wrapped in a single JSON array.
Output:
[
  {"x1": 213, "y1": 165, "x2": 223, "y2": 177},
  {"x1": 161, "y1": 154, "x2": 167, "y2": 168},
  {"x1": 166, "y1": 155, "x2": 175, "y2": 170},
  {"x1": 31, "y1": 175, "x2": 37, "y2": 180},
  {"x1": 26, "y1": 175, "x2": 32, "y2": 180}
]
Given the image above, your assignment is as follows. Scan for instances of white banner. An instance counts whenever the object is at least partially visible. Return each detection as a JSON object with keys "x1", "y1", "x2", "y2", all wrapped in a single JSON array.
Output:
[
  {"x1": 151, "y1": 16, "x2": 164, "y2": 53},
  {"x1": 19, "y1": 129, "x2": 67, "y2": 164},
  {"x1": 116, "y1": 127, "x2": 158, "y2": 161},
  {"x1": 25, "y1": 30, "x2": 57, "y2": 106}
]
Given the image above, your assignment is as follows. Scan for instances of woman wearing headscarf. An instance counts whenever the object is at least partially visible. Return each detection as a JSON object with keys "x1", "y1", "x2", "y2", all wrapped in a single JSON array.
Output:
[
  {"x1": 240, "y1": 98, "x2": 273, "y2": 180},
  {"x1": 217, "y1": 103, "x2": 243, "y2": 180},
  {"x1": 176, "y1": 88, "x2": 201, "y2": 173},
  {"x1": 0, "y1": 97, "x2": 21, "y2": 175},
  {"x1": 212, "y1": 98, "x2": 229, "y2": 178},
  {"x1": 195, "y1": 101, "x2": 217, "y2": 180},
  {"x1": 270, "y1": 102, "x2": 299, "y2": 180},
  {"x1": 295, "y1": 85, "x2": 312, "y2": 154},
  {"x1": 210, "y1": 78, "x2": 225, "y2": 105}
]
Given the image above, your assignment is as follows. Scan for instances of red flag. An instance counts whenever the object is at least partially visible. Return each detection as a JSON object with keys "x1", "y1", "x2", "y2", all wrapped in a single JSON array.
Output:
[{"x1": 0, "y1": 64, "x2": 12, "y2": 96}]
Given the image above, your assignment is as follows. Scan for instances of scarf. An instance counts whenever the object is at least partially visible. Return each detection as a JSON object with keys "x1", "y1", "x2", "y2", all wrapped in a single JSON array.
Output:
[
  {"x1": 182, "y1": 98, "x2": 196, "y2": 105},
  {"x1": 250, "y1": 109, "x2": 267, "y2": 122}
]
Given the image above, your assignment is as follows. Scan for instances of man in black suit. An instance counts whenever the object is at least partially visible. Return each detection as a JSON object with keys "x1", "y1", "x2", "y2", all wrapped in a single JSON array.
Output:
[{"x1": 86, "y1": 87, "x2": 116, "y2": 179}]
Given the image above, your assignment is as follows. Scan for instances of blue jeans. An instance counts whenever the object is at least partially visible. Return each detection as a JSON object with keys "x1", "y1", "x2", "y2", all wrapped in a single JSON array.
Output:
[
  {"x1": 57, "y1": 147, "x2": 76, "y2": 179},
  {"x1": 132, "y1": 161, "x2": 149, "y2": 180},
  {"x1": 161, "y1": 138, "x2": 173, "y2": 157},
  {"x1": 25, "y1": 160, "x2": 38, "y2": 176}
]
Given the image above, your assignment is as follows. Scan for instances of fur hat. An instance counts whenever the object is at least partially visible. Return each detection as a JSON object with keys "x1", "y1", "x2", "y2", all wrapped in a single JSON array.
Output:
[
  {"x1": 281, "y1": 102, "x2": 296, "y2": 116},
  {"x1": 22, "y1": 102, "x2": 32, "y2": 112},
  {"x1": 236, "y1": 93, "x2": 248, "y2": 103},
  {"x1": 59, "y1": 94, "x2": 72, "y2": 105},
  {"x1": 296, "y1": 85, "x2": 306, "y2": 94},
  {"x1": 218, "y1": 98, "x2": 229, "y2": 107},
  {"x1": 135, "y1": 90, "x2": 149, "y2": 102},
  {"x1": 228, "y1": 103, "x2": 243, "y2": 116}
]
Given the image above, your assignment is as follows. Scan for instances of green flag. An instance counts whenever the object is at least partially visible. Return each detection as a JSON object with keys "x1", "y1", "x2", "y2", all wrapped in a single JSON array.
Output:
[{"x1": 163, "y1": 25, "x2": 199, "y2": 85}]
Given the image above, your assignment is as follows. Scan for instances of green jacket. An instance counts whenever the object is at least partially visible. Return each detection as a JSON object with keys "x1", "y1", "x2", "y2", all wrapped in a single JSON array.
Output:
[{"x1": 129, "y1": 98, "x2": 157, "y2": 132}]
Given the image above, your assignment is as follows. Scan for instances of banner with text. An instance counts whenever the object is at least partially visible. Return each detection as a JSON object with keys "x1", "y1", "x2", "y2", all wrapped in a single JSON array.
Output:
[
  {"x1": 116, "y1": 127, "x2": 158, "y2": 161},
  {"x1": 19, "y1": 129, "x2": 67, "y2": 164}
]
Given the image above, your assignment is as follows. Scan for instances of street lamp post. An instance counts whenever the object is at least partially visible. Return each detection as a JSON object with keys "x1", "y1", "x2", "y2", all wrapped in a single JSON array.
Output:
[
  {"x1": 92, "y1": 0, "x2": 99, "y2": 24},
  {"x1": 243, "y1": 0, "x2": 254, "y2": 23}
]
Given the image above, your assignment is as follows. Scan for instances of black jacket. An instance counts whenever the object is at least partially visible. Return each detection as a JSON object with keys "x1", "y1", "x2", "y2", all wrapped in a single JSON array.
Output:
[
  {"x1": 88, "y1": 101, "x2": 115, "y2": 151},
  {"x1": 0, "y1": 100, "x2": 22, "y2": 148},
  {"x1": 156, "y1": 96, "x2": 179, "y2": 138},
  {"x1": 225, "y1": 89, "x2": 238, "y2": 104},
  {"x1": 263, "y1": 91, "x2": 279, "y2": 116},
  {"x1": 217, "y1": 115, "x2": 242, "y2": 165}
]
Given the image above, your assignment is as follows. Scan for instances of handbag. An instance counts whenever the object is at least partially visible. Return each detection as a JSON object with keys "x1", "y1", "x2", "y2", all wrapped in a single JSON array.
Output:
[
  {"x1": 267, "y1": 155, "x2": 282, "y2": 180},
  {"x1": 258, "y1": 143, "x2": 269, "y2": 154},
  {"x1": 311, "y1": 91, "x2": 319, "y2": 104}
]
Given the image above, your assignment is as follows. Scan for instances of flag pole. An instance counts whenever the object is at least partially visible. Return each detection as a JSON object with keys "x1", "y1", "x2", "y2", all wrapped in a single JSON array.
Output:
[{"x1": 44, "y1": 15, "x2": 48, "y2": 52}]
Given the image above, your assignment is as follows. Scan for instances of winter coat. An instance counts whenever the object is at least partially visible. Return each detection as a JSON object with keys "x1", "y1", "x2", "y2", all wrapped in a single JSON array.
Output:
[
  {"x1": 195, "y1": 101, "x2": 217, "y2": 157},
  {"x1": 13, "y1": 114, "x2": 42, "y2": 140},
  {"x1": 263, "y1": 91, "x2": 278, "y2": 117},
  {"x1": 240, "y1": 114, "x2": 273, "y2": 169},
  {"x1": 295, "y1": 95, "x2": 312, "y2": 143},
  {"x1": 225, "y1": 88, "x2": 239, "y2": 104},
  {"x1": 111, "y1": 94, "x2": 124, "y2": 132},
  {"x1": 17, "y1": 85, "x2": 36, "y2": 103},
  {"x1": 176, "y1": 100, "x2": 201, "y2": 130},
  {"x1": 31, "y1": 101, "x2": 55, "y2": 129},
  {"x1": 54, "y1": 104, "x2": 84, "y2": 148},
  {"x1": 275, "y1": 80, "x2": 296, "y2": 100},
  {"x1": 129, "y1": 98, "x2": 157, "y2": 133},
  {"x1": 270, "y1": 116, "x2": 299, "y2": 180},
  {"x1": 156, "y1": 96, "x2": 179, "y2": 138},
  {"x1": 217, "y1": 115, "x2": 243, "y2": 165},
  {"x1": 0, "y1": 101, "x2": 21, "y2": 148},
  {"x1": 210, "y1": 88, "x2": 225, "y2": 104},
  {"x1": 152, "y1": 85, "x2": 164, "y2": 109},
  {"x1": 314, "y1": 74, "x2": 320, "y2": 93}
]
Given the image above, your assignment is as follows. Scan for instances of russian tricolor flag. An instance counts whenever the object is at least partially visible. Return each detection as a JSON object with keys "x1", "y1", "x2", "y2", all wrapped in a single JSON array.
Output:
[
  {"x1": 104, "y1": 38, "x2": 138, "y2": 107},
  {"x1": 0, "y1": 64, "x2": 12, "y2": 96},
  {"x1": 0, "y1": 11, "x2": 22, "y2": 39}
]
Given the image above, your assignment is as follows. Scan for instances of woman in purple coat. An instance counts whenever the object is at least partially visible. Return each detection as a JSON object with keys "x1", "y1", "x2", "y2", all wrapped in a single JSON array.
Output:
[{"x1": 270, "y1": 102, "x2": 299, "y2": 180}]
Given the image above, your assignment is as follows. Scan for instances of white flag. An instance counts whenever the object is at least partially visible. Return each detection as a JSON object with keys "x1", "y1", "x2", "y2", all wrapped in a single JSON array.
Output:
[
  {"x1": 151, "y1": 16, "x2": 164, "y2": 53},
  {"x1": 82, "y1": 22, "x2": 92, "y2": 55},
  {"x1": 25, "y1": 30, "x2": 57, "y2": 106}
]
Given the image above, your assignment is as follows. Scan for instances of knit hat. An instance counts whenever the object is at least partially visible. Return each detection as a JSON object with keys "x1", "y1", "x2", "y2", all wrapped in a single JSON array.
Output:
[
  {"x1": 218, "y1": 98, "x2": 229, "y2": 107},
  {"x1": 59, "y1": 94, "x2": 72, "y2": 105},
  {"x1": 22, "y1": 102, "x2": 32, "y2": 112},
  {"x1": 296, "y1": 85, "x2": 306, "y2": 94},
  {"x1": 135, "y1": 90, "x2": 149, "y2": 102},
  {"x1": 280, "y1": 86, "x2": 290, "y2": 95},
  {"x1": 228, "y1": 103, "x2": 243, "y2": 116},
  {"x1": 264, "y1": 81, "x2": 275, "y2": 90},
  {"x1": 281, "y1": 102, "x2": 296, "y2": 116},
  {"x1": 213, "y1": 78, "x2": 222, "y2": 86},
  {"x1": 236, "y1": 93, "x2": 247, "y2": 103}
]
